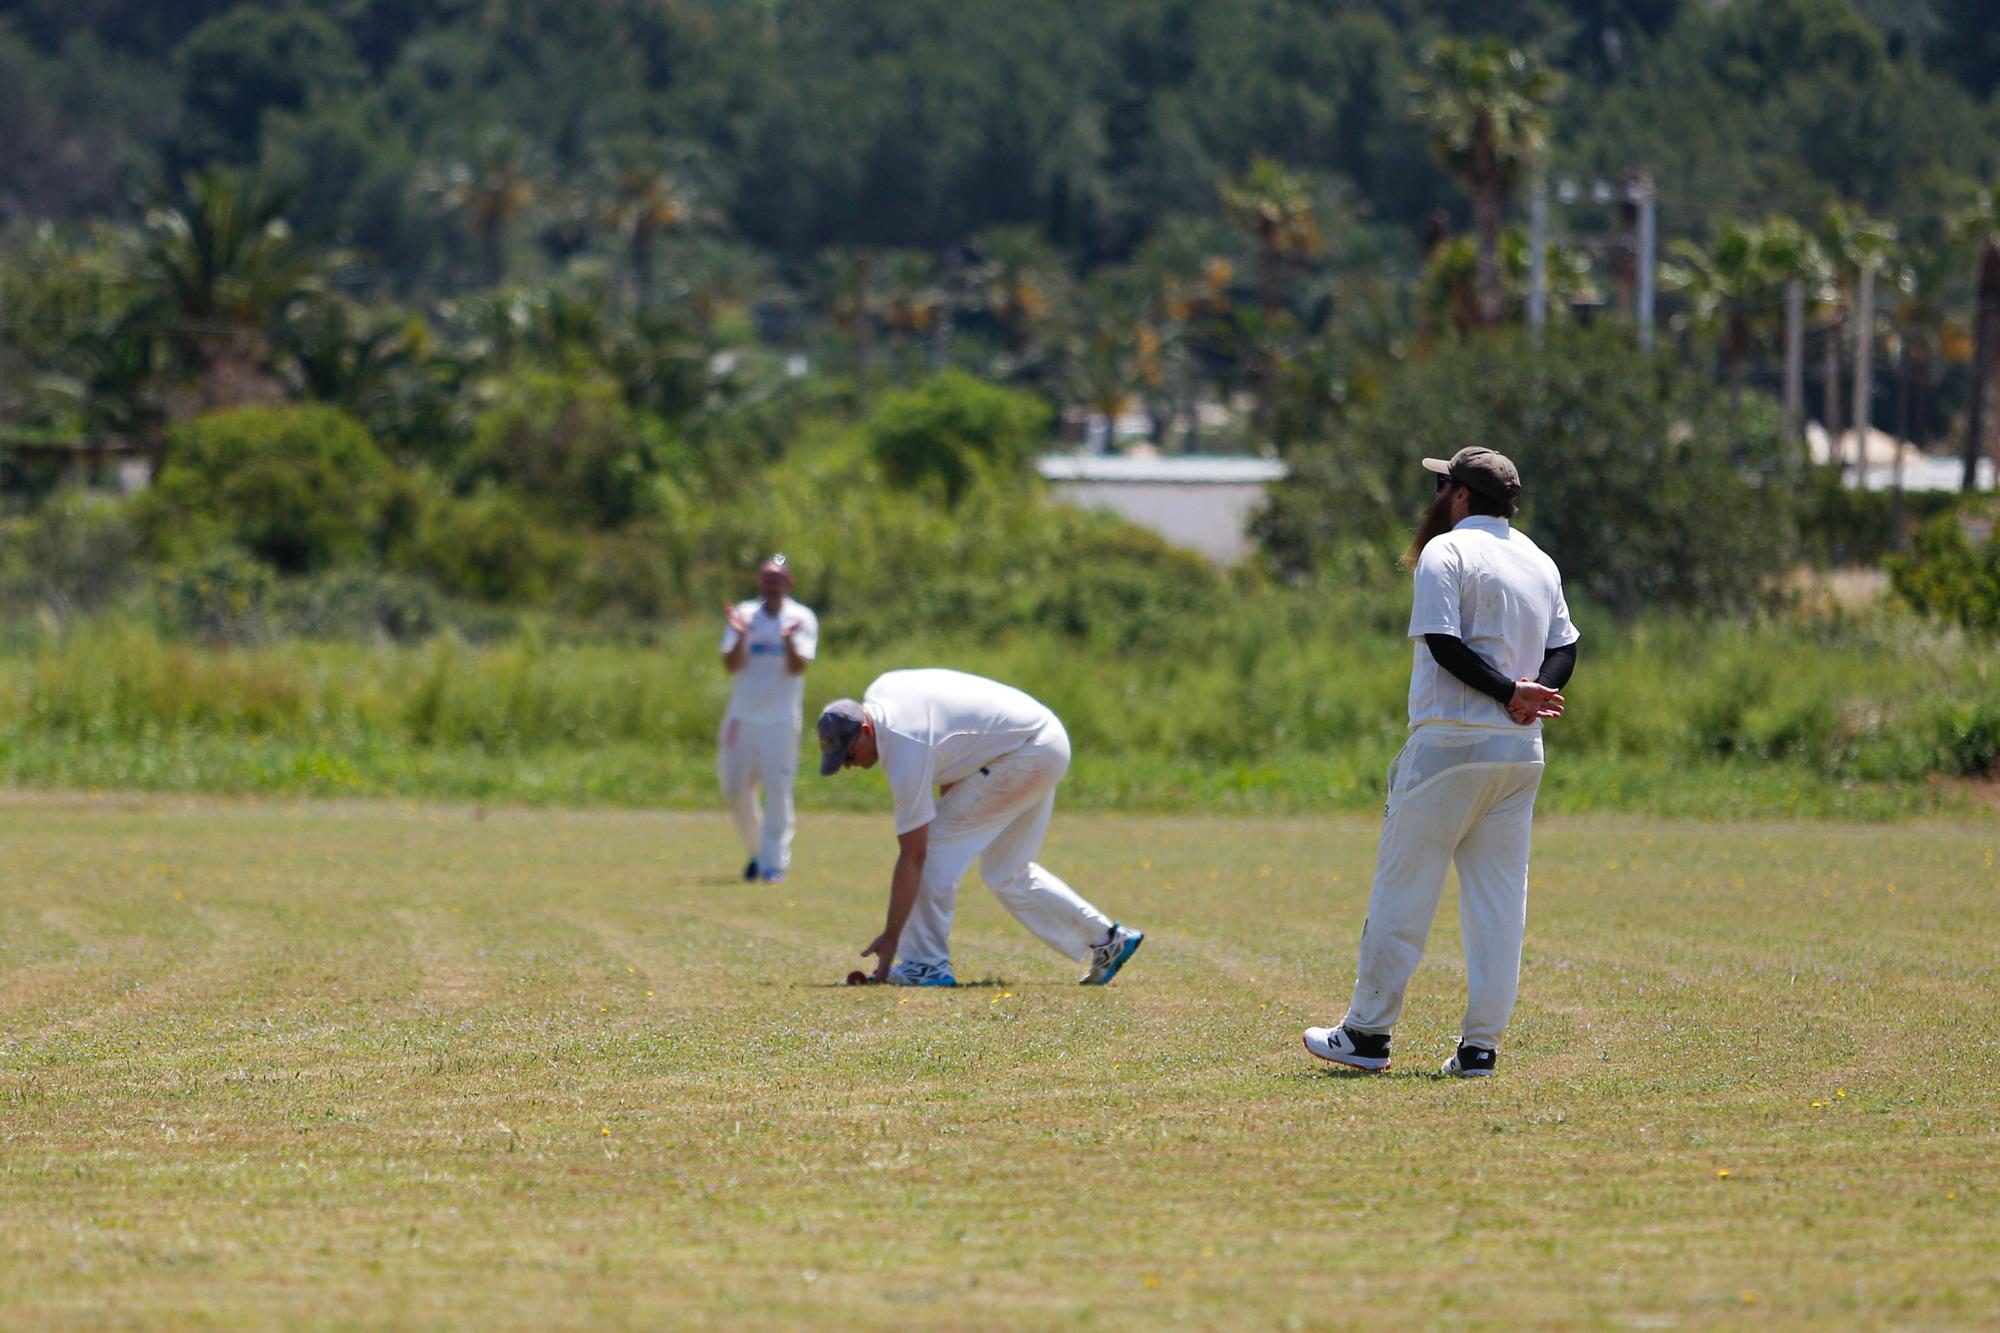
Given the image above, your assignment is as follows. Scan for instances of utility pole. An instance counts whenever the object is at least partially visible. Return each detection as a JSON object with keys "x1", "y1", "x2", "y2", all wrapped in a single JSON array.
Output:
[
  {"x1": 1634, "y1": 174, "x2": 1657, "y2": 353},
  {"x1": 1850, "y1": 260, "x2": 1875, "y2": 488},
  {"x1": 1782, "y1": 279, "x2": 1805, "y2": 470},
  {"x1": 1528, "y1": 175, "x2": 1548, "y2": 343}
]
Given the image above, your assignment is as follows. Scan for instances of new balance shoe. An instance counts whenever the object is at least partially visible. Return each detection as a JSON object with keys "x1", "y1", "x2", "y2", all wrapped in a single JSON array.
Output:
[
  {"x1": 1440, "y1": 1042, "x2": 1497, "y2": 1078},
  {"x1": 886, "y1": 960, "x2": 956, "y2": 987},
  {"x1": 1302, "y1": 1024, "x2": 1391, "y2": 1072},
  {"x1": 742, "y1": 859, "x2": 760, "y2": 882},
  {"x1": 1080, "y1": 924, "x2": 1145, "y2": 985}
]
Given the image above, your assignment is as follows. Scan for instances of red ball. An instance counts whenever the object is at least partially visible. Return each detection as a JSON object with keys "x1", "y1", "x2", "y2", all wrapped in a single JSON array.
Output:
[{"x1": 846, "y1": 970, "x2": 870, "y2": 986}]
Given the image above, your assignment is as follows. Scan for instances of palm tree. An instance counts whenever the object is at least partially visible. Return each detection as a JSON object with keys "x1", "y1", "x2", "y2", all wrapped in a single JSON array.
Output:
[
  {"x1": 1817, "y1": 206, "x2": 1897, "y2": 474},
  {"x1": 1220, "y1": 159, "x2": 1322, "y2": 440},
  {"x1": 128, "y1": 167, "x2": 326, "y2": 418},
  {"x1": 1664, "y1": 218, "x2": 1823, "y2": 415},
  {"x1": 596, "y1": 143, "x2": 710, "y2": 305},
  {"x1": 1409, "y1": 39, "x2": 1561, "y2": 329},
  {"x1": 1885, "y1": 235, "x2": 1964, "y2": 539},
  {"x1": 420, "y1": 131, "x2": 538, "y2": 289},
  {"x1": 1955, "y1": 181, "x2": 2000, "y2": 492},
  {"x1": 968, "y1": 224, "x2": 1070, "y2": 379}
]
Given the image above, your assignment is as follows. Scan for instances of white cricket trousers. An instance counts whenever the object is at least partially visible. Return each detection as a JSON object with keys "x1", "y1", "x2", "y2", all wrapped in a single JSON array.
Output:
[
  {"x1": 717, "y1": 716, "x2": 799, "y2": 873},
  {"x1": 896, "y1": 720, "x2": 1116, "y2": 969},
  {"x1": 1343, "y1": 728, "x2": 1546, "y2": 1051}
]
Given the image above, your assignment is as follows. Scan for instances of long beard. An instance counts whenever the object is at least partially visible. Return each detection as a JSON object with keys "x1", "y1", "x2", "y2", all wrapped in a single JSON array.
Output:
[{"x1": 1403, "y1": 491, "x2": 1457, "y2": 569}]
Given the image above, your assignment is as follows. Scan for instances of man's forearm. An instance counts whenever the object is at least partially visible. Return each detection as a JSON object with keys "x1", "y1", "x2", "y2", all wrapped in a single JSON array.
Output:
[
  {"x1": 721, "y1": 642, "x2": 748, "y2": 673},
  {"x1": 1535, "y1": 642, "x2": 1577, "y2": 690},
  {"x1": 1423, "y1": 633, "x2": 1516, "y2": 705},
  {"x1": 784, "y1": 643, "x2": 809, "y2": 675},
  {"x1": 879, "y1": 851, "x2": 925, "y2": 955}
]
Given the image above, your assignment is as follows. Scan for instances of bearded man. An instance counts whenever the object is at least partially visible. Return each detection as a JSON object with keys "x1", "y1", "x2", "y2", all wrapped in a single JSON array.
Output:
[{"x1": 1304, "y1": 446, "x2": 1578, "y2": 1078}]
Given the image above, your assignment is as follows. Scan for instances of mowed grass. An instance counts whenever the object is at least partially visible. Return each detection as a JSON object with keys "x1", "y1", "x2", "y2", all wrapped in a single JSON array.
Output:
[{"x1": 1, "y1": 792, "x2": 1996, "y2": 1328}]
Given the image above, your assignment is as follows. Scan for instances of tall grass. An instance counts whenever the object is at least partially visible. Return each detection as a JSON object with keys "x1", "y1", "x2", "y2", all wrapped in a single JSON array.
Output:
[{"x1": 2, "y1": 600, "x2": 1996, "y2": 817}]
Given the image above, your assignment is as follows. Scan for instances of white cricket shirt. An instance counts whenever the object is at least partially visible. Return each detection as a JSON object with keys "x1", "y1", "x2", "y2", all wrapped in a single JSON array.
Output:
[
  {"x1": 720, "y1": 597, "x2": 818, "y2": 725},
  {"x1": 862, "y1": 669, "x2": 1057, "y2": 834},
  {"x1": 1406, "y1": 516, "x2": 1578, "y2": 732}
]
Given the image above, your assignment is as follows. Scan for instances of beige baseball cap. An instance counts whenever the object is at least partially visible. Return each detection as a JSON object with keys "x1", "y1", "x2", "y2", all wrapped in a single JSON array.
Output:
[{"x1": 1422, "y1": 446, "x2": 1521, "y2": 502}]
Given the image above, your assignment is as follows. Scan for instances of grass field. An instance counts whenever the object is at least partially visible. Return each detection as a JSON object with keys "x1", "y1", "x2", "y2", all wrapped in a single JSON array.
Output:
[{"x1": 2, "y1": 790, "x2": 1996, "y2": 1327}]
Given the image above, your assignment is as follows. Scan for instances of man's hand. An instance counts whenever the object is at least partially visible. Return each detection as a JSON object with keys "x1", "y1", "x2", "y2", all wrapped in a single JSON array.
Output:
[
  {"x1": 724, "y1": 603, "x2": 750, "y2": 634},
  {"x1": 861, "y1": 932, "x2": 897, "y2": 983},
  {"x1": 1507, "y1": 680, "x2": 1565, "y2": 725}
]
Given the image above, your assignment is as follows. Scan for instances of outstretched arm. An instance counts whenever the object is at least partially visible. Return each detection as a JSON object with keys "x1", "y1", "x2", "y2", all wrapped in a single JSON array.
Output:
[{"x1": 862, "y1": 823, "x2": 930, "y2": 982}]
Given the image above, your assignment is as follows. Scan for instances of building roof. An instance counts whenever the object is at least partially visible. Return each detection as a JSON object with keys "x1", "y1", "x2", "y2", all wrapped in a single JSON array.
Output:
[{"x1": 1036, "y1": 453, "x2": 1288, "y2": 485}]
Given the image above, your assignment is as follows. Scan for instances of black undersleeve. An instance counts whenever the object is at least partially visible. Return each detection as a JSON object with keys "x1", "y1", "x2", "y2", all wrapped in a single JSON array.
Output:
[
  {"x1": 1423, "y1": 633, "x2": 1515, "y2": 704},
  {"x1": 1423, "y1": 635, "x2": 1580, "y2": 703},
  {"x1": 1536, "y1": 642, "x2": 1577, "y2": 691}
]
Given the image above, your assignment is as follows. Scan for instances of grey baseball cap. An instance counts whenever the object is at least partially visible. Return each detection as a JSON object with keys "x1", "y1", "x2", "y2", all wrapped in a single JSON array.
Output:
[
  {"x1": 1422, "y1": 446, "x2": 1521, "y2": 502},
  {"x1": 816, "y1": 699, "x2": 865, "y2": 775}
]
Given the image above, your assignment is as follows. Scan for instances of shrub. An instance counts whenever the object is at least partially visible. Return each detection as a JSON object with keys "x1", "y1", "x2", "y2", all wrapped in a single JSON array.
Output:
[
  {"x1": 0, "y1": 488, "x2": 143, "y2": 619},
  {"x1": 146, "y1": 405, "x2": 392, "y2": 573},
  {"x1": 1888, "y1": 500, "x2": 2000, "y2": 632},
  {"x1": 1256, "y1": 327, "x2": 1795, "y2": 615},
  {"x1": 458, "y1": 371, "x2": 685, "y2": 528},
  {"x1": 154, "y1": 548, "x2": 277, "y2": 643},
  {"x1": 399, "y1": 487, "x2": 578, "y2": 605},
  {"x1": 863, "y1": 370, "x2": 1049, "y2": 506}
]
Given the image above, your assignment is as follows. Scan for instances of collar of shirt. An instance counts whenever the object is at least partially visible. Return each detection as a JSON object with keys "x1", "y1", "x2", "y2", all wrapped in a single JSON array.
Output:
[{"x1": 1452, "y1": 515, "x2": 1511, "y2": 536}]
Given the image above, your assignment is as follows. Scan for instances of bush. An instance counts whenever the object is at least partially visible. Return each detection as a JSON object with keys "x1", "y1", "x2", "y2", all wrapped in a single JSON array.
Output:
[
  {"x1": 0, "y1": 488, "x2": 143, "y2": 619},
  {"x1": 145, "y1": 405, "x2": 393, "y2": 573},
  {"x1": 154, "y1": 548, "x2": 277, "y2": 643},
  {"x1": 1257, "y1": 328, "x2": 1795, "y2": 615},
  {"x1": 399, "y1": 487, "x2": 578, "y2": 605},
  {"x1": 1888, "y1": 500, "x2": 2000, "y2": 632},
  {"x1": 863, "y1": 370, "x2": 1050, "y2": 506},
  {"x1": 458, "y1": 371, "x2": 685, "y2": 528}
]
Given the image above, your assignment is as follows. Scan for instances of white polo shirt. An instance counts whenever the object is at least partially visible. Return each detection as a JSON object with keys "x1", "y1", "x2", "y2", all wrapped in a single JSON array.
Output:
[
  {"x1": 720, "y1": 597, "x2": 818, "y2": 725},
  {"x1": 862, "y1": 669, "x2": 1057, "y2": 834},
  {"x1": 1406, "y1": 516, "x2": 1578, "y2": 732}
]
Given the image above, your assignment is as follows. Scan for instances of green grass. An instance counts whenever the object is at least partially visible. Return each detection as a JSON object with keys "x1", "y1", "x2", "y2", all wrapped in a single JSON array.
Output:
[{"x1": 2, "y1": 792, "x2": 1996, "y2": 1326}]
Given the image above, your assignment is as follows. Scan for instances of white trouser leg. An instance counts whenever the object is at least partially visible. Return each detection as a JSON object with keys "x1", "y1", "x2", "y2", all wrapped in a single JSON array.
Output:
[
  {"x1": 717, "y1": 716, "x2": 761, "y2": 861},
  {"x1": 1453, "y1": 768, "x2": 1542, "y2": 1049},
  {"x1": 897, "y1": 724, "x2": 1113, "y2": 968},
  {"x1": 751, "y1": 721, "x2": 799, "y2": 873},
  {"x1": 1343, "y1": 745, "x2": 1543, "y2": 1038}
]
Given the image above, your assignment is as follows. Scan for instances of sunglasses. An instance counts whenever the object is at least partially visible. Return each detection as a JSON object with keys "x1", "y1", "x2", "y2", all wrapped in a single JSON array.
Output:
[{"x1": 1434, "y1": 472, "x2": 1455, "y2": 493}]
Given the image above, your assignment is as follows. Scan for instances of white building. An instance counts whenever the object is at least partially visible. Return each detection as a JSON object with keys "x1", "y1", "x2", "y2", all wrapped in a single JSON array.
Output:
[{"x1": 1036, "y1": 453, "x2": 1288, "y2": 566}]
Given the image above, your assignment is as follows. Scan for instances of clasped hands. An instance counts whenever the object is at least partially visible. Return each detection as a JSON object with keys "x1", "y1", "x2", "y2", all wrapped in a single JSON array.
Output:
[{"x1": 1506, "y1": 680, "x2": 1564, "y2": 726}]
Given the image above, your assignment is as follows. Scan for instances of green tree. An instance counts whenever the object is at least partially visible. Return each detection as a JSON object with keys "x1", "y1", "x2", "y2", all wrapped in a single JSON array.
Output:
[
  {"x1": 1954, "y1": 182, "x2": 2000, "y2": 492},
  {"x1": 418, "y1": 131, "x2": 539, "y2": 289},
  {"x1": 1409, "y1": 38, "x2": 1561, "y2": 330},
  {"x1": 175, "y1": 6, "x2": 365, "y2": 166},
  {"x1": 127, "y1": 168, "x2": 328, "y2": 418},
  {"x1": 1257, "y1": 328, "x2": 1791, "y2": 615}
]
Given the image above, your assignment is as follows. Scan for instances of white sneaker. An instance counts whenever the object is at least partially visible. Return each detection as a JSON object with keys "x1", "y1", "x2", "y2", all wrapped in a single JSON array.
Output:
[{"x1": 1302, "y1": 1024, "x2": 1391, "y2": 1072}]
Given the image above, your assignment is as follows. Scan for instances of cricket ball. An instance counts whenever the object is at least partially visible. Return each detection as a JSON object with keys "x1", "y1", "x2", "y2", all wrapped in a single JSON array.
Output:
[{"x1": 846, "y1": 970, "x2": 870, "y2": 986}]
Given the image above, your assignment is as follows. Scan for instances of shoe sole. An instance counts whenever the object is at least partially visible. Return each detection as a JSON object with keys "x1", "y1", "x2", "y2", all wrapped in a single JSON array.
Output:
[
  {"x1": 1442, "y1": 1066, "x2": 1495, "y2": 1078},
  {"x1": 1080, "y1": 931, "x2": 1144, "y2": 985},
  {"x1": 1302, "y1": 1035, "x2": 1389, "y2": 1072}
]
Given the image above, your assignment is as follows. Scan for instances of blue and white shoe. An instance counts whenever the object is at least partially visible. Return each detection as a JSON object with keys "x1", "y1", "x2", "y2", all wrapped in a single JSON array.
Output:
[
  {"x1": 761, "y1": 869, "x2": 785, "y2": 884},
  {"x1": 1080, "y1": 924, "x2": 1144, "y2": 985},
  {"x1": 887, "y1": 960, "x2": 956, "y2": 987}
]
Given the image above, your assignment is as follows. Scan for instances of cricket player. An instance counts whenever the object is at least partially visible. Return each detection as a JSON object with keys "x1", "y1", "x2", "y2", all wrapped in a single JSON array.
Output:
[
  {"x1": 719, "y1": 554, "x2": 818, "y2": 883},
  {"x1": 815, "y1": 669, "x2": 1144, "y2": 987},
  {"x1": 1305, "y1": 446, "x2": 1577, "y2": 1077}
]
